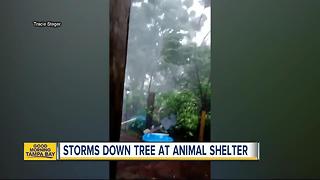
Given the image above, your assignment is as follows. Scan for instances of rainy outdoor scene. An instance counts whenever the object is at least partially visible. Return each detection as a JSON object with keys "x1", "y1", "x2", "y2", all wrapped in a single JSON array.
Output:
[{"x1": 117, "y1": 0, "x2": 211, "y2": 179}]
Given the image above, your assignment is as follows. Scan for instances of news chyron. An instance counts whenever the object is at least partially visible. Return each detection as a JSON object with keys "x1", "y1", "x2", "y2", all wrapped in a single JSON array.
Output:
[{"x1": 24, "y1": 142, "x2": 260, "y2": 161}]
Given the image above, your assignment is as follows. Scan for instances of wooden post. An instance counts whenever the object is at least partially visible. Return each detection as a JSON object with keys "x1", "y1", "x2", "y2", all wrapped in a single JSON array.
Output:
[
  {"x1": 110, "y1": 0, "x2": 131, "y2": 142},
  {"x1": 110, "y1": 0, "x2": 131, "y2": 179},
  {"x1": 199, "y1": 111, "x2": 207, "y2": 142}
]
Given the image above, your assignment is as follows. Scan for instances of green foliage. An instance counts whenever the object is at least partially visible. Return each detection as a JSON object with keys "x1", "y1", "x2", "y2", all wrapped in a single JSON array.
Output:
[
  {"x1": 124, "y1": 90, "x2": 146, "y2": 117},
  {"x1": 122, "y1": 0, "x2": 211, "y2": 140},
  {"x1": 161, "y1": 34, "x2": 211, "y2": 104},
  {"x1": 161, "y1": 33, "x2": 196, "y2": 66},
  {"x1": 125, "y1": 0, "x2": 208, "y2": 93},
  {"x1": 128, "y1": 119, "x2": 146, "y2": 135},
  {"x1": 156, "y1": 90, "x2": 200, "y2": 138},
  {"x1": 158, "y1": 34, "x2": 211, "y2": 139}
]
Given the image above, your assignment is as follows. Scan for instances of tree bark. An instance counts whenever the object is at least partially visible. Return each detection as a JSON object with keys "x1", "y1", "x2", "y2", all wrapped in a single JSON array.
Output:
[{"x1": 146, "y1": 92, "x2": 155, "y2": 129}]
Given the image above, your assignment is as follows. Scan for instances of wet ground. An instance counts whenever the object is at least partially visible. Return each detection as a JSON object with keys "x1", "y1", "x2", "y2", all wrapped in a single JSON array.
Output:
[{"x1": 116, "y1": 133, "x2": 210, "y2": 180}]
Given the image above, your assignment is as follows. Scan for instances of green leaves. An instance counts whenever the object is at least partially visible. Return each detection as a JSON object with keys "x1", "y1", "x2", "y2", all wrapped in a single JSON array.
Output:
[
  {"x1": 128, "y1": 120, "x2": 146, "y2": 135},
  {"x1": 161, "y1": 33, "x2": 195, "y2": 65},
  {"x1": 156, "y1": 91, "x2": 200, "y2": 137},
  {"x1": 123, "y1": 0, "x2": 211, "y2": 140}
]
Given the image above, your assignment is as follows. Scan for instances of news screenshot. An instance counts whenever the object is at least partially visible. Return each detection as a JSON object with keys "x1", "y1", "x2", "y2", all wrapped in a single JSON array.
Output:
[{"x1": 1, "y1": 0, "x2": 320, "y2": 179}]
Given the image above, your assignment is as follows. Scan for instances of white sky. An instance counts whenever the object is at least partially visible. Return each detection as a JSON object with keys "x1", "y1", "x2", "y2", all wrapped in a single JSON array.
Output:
[
  {"x1": 189, "y1": 0, "x2": 211, "y2": 46},
  {"x1": 132, "y1": 0, "x2": 211, "y2": 46}
]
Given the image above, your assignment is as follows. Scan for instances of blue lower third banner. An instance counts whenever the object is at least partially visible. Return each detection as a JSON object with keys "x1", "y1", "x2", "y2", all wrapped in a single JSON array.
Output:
[{"x1": 24, "y1": 142, "x2": 260, "y2": 161}]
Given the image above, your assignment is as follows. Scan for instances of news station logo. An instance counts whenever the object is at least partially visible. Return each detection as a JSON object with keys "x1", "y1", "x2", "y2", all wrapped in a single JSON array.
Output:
[{"x1": 24, "y1": 142, "x2": 57, "y2": 160}]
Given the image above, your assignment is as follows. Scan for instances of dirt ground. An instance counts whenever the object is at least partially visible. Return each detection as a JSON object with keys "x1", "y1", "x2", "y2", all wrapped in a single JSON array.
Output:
[
  {"x1": 116, "y1": 161, "x2": 210, "y2": 179},
  {"x1": 116, "y1": 133, "x2": 211, "y2": 180}
]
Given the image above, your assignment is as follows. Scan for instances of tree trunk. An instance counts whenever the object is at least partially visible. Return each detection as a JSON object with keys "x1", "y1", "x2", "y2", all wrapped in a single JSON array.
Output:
[{"x1": 146, "y1": 92, "x2": 155, "y2": 129}]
